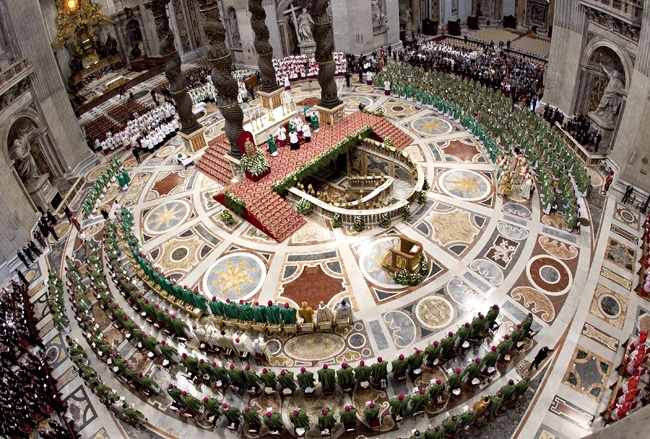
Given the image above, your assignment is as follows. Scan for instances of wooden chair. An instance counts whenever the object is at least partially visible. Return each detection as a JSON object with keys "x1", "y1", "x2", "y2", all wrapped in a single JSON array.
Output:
[
  {"x1": 320, "y1": 427, "x2": 332, "y2": 438},
  {"x1": 267, "y1": 324, "x2": 283, "y2": 336},
  {"x1": 322, "y1": 386, "x2": 335, "y2": 396},
  {"x1": 284, "y1": 324, "x2": 298, "y2": 336},
  {"x1": 344, "y1": 421, "x2": 356, "y2": 435},
  {"x1": 318, "y1": 320, "x2": 333, "y2": 333},
  {"x1": 299, "y1": 322, "x2": 314, "y2": 334},
  {"x1": 336, "y1": 317, "x2": 351, "y2": 331},
  {"x1": 246, "y1": 423, "x2": 261, "y2": 437},
  {"x1": 250, "y1": 322, "x2": 266, "y2": 333}
]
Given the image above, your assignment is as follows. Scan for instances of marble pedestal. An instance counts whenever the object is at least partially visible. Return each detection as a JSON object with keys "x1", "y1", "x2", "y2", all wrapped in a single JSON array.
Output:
[
  {"x1": 179, "y1": 126, "x2": 207, "y2": 152},
  {"x1": 226, "y1": 155, "x2": 244, "y2": 183},
  {"x1": 315, "y1": 103, "x2": 346, "y2": 125},
  {"x1": 299, "y1": 41, "x2": 316, "y2": 56},
  {"x1": 26, "y1": 174, "x2": 59, "y2": 211},
  {"x1": 588, "y1": 111, "x2": 616, "y2": 152},
  {"x1": 259, "y1": 88, "x2": 283, "y2": 110}
]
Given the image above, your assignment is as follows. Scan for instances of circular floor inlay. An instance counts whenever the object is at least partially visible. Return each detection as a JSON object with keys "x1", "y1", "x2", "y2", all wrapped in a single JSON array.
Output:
[
  {"x1": 620, "y1": 210, "x2": 634, "y2": 222},
  {"x1": 439, "y1": 169, "x2": 491, "y2": 201},
  {"x1": 170, "y1": 246, "x2": 189, "y2": 262},
  {"x1": 393, "y1": 105, "x2": 404, "y2": 111},
  {"x1": 144, "y1": 200, "x2": 190, "y2": 234},
  {"x1": 348, "y1": 333, "x2": 366, "y2": 349},
  {"x1": 203, "y1": 252, "x2": 265, "y2": 301},
  {"x1": 539, "y1": 265, "x2": 561, "y2": 284},
  {"x1": 359, "y1": 237, "x2": 401, "y2": 289},
  {"x1": 415, "y1": 296, "x2": 454, "y2": 330},
  {"x1": 266, "y1": 339, "x2": 282, "y2": 355},
  {"x1": 284, "y1": 333, "x2": 345, "y2": 361},
  {"x1": 599, "y1": 294, "x2": 621, "y2": 318},
  {"x1": 526, "y1": 255, "x2": 573, "y2": 296},
  {"x1": 411, "y1": 116, "x2": 453, "y2": 136}
]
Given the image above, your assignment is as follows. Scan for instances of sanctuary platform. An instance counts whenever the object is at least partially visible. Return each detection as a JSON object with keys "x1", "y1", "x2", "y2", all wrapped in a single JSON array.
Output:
[{"x1": 197, "y1": 111, "x2": 413, "y2": 242}]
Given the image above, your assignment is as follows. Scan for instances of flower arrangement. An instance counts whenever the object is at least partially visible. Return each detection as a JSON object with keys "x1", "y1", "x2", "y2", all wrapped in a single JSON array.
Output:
[
  {"x1": 240, "y1": 147, "x2": 270, "y2": 177},
  {"x1": 418, "y1": 190, "x2": 427, "y2": 204},
  {"x1": 296, "y1": 198, "x2": 313, "y2": 215},
  {"x1": 402, "y1": 204, "x2": 412, "y2": 221},
  {"x1": 219, "y1": 209, "x2": 234, "y2": 223},
  {"x1": 362, "y1": 108, "x2": 385, "y2": 117},
  {"x1": 393, "y1": 269, "x2": 422, "y2": 286},
  {"x1": 383, "y1": 137, "x2": 394, "y2": 148},
  {"x1": 379, "y1": 212, "x2": 391, "y2": 228},
  {"x1": 353, "y1": 215, "x2": 365, "y2": 232},
  {"x1": 331, "y1": 213, "x2": 342, "y2": 228},
  {"x1": 224, "y1": 191, "x2": 246, "y2": 217},
  {"x1": 420, "y1": 254, "x2": 429, "y2": 277},
  {"x1": 422, "y1": 177, "x2": 430, "y2": 191}
]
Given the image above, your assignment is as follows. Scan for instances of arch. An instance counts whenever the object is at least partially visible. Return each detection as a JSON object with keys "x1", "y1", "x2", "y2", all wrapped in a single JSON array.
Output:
[
  {"x1": 0, "y1": 107, "x2": 47, "y2": 167},
  {"x1": 581, "y1": 37, "x2": 634, "y2": 93}
]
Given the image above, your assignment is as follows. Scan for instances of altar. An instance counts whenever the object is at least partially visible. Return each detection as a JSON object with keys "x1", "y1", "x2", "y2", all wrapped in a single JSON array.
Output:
[{"x1": 244, "y1": 105, "x2": 297, "y2": 145}]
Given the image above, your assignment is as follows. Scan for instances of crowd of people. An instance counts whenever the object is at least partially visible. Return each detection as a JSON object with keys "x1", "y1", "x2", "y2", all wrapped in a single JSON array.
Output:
[
  {"x1": 273, "y1": 52, "x2": 347, "y2": 87},
  {"x1": 399, "y1": 40, "x2": 545, "y2": 104},
  {"x1": 1, "y1": 281, "x2": 78, "y2": 438},
  {"x1": 601, "y1": 330, "x2": 649, "y2": 423},
  {"x1": 557, "y1": 111, "x2": 604, "y2": 151}
]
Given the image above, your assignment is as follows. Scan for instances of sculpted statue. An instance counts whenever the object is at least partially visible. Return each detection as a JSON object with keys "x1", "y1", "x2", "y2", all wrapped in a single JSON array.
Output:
[
  {"x1": 297, "y1": 8, "x2": 315, "y2": 42},
  {"x1": 105, "y1": 34, "x2": 118, "y2": 56},
  {"x1": 371, "y1": 0, "x2": 382, "y2": 28},
  {"x1": 10, "y1": 126, "x2": 40, "y2": 182},
  {"x1": 594, "y1": 65, "x2": 624, "y2": 122},
  {"x1": 228, "y1": 9, "x2": 242, "y2": 48},
  {"x1": 400, "y1": 5, "x2": 412, "y2": 28}
]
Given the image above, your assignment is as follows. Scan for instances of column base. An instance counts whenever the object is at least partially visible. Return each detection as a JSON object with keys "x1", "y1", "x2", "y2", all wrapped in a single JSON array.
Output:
[
  {"x1": 179, "y1": 127, "x2": 207, "y2": 152},
  {"x1": 315, "y1": 103, "x2": 346, "y2": 125},
  {"x1": 258, "y1": 88, "x2": 283, "y2": 110}
]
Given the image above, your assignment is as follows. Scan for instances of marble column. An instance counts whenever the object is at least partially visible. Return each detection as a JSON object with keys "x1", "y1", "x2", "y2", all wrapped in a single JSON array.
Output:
[
  {"x1": 198, "y1": 0, "x2": 244, "y2": 158},
  {"x1": 3, "y1": 0, "x2": 94, "y2": 176},
  {"x1": 248, "y1": 0, "x2": 280, "y2": 93},
  {"x1": 310, "y1": 0, "x2": 341, "y2": 109},
  {"x1": 147, "y1": 0, "x2": 200, "y2": 134}
]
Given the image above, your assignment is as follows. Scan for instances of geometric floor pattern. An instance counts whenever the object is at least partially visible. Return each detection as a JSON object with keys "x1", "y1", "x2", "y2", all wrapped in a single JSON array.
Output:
[{"x1": 5, "y1": 69, "x2": 649, "y2": 439}]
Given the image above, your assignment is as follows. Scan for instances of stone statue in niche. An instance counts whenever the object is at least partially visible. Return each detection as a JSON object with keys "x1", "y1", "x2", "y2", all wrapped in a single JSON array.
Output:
[
  {"x1": 594, "y1": 64, "x2": 624, "y2": 123},
  {"x1": 399, "y1": 5, "x2": 412, "y2": 30},
  {"x1": 105, "y1": 34, "x2": 118, "y2": 56},
  {"x1": 9, "y1": 122, "x2": 42, "y2": 183},
  {"x1": 297, "y1": 8, "x2": 314, "y2": 42},
  {"x1": 372, "y1": 0, "x2": 382, "y2": 28},
  {"x1": 228, "y1": 9, "x2": 242, "y2": 49}
]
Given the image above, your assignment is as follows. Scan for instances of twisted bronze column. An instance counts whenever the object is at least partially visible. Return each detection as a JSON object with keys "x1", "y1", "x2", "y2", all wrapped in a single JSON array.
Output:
[
  {"x1": 310, "y1": 0, "x2": 341, "y2": 108},
  {"x1": 248, "y1": 0, "x2": 280, "y2": 93},
  {"x1": 198, "y1": 0, "x2": 244, "y2": 158},
  {"x1": 147, "y1": 0, "x2": 200, "y2": 134}
]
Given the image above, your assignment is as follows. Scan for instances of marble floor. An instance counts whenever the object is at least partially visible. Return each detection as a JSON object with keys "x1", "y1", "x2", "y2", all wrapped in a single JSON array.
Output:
[{"x1": 6, "y1": 71, "x2": 649, "y2": 439}]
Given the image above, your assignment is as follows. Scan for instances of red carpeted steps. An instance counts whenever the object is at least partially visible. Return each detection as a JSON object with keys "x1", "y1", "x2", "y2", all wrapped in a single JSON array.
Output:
[{"x1": 195, "y1": 134, "x2": 233, "y2": 186}]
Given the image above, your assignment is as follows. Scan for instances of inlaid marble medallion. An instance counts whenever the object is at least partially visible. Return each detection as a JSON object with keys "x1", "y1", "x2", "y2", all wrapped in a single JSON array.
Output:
[
  {"x1": 203, "y1": 252, "x2": 266, "y2": 300},
  {"x1": 428, "y1": 209, "x2": 479, "y2": 246},
  {"x1": 411, "y1": 116, "x2": 453, "y2": 136},
  {"x1": 526, "y1": 255, "x2": 573, "y2": 296},
  {"x1": 615, "y1": 203, "x2": 640, "y2": 230},
  {"x1": 562, "y1": 346, "x2": 612, "y2": 402},
  {"x1": 605, "y1": 238, "x2": 637, "y2": 273},
  {"x1": 341, "y1": 95, "x2": 374, "y2": 112},
  {"x1": 589, "y1": 283, "x2": 628, "y2": 329},
  {"x1": 359, "y1": 237, "x2": 401, "y2": 289},
  {"x1": 439, "y1": 169, "x2": 491, "y2": 201},
  {"x1": 143, "y1": 200, "x2": 190, "y2": 234},
  {"x1": 415, "y1": 296, "x2": 454, "y2": 330}
]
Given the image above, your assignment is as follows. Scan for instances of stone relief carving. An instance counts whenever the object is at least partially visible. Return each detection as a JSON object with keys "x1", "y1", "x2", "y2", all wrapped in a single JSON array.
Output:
[
  {"x1": 585, "y1": 7, "x2": 640, "y2": 42},
  {"x1": 0, "y1": 79, "x2": 31, "y2": 113}
]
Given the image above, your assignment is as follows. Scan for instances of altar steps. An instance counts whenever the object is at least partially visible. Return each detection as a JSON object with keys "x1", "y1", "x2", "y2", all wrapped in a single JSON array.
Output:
[
  {"x1": 195, "y1": 134, "x2": 233, "y2": 187},
  {"x1": 130, "y1": 57, "x2": 165, "y2": 72}
]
